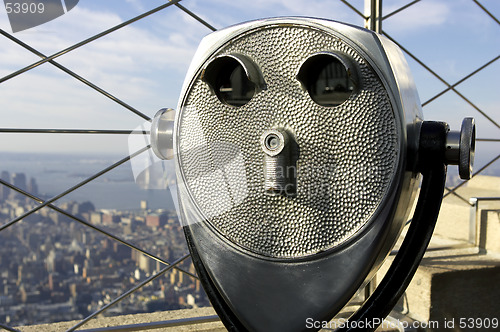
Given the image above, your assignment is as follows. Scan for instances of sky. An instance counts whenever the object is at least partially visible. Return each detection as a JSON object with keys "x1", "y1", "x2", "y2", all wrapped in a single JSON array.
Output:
[{"x1": 0, "y1": 0, "x2": 498, "y2": 171}]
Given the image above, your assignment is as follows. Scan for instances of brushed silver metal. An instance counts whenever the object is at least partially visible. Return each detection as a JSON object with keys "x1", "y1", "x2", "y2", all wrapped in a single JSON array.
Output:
[
  {"x1": 170, "y1": 18, "x2": 424, "y2": 331},
  {"x1": 151, "y1": 108, "x2": 175, "y2": 160},
  {"x1": 175, "y1": 18, "x2": 422, "y2": 259}
]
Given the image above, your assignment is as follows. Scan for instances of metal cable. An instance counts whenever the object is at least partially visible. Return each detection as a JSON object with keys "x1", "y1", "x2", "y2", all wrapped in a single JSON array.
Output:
[
  {"x1": 444, "y1": 154, "x2": 500, "y2": 199},
  {"x1": 477, "y1": 138, "x2": 500, "y2": 142},
  {"x1": 382, "y1": 31, "x2": 500, "y2": 130},
  {"x1": 174, "y1": 2, "x2": 217, "y2": 31},
  {"x1": 382, "y1": 0, "x2": 421, "y2": 20},
  {"x1": 0, "y1": 323, "x2": 20, "y2": 332},
  {"x1": 0, "y1": 0, "x2": 183, "y2": 86},
  {"x1": 473, "y1": 0, "x2": 500, "y2": 25},
  {"x1": 443, "y1": 187, "x2": 474, "y2": 206},
  {"x1": 339, "y1": 0, "x2": 366, "y2": 19},
  {"x1": 0, "y1": 128, "x2": 149, "y2": 134},
  {"x1": 423, "y1": 55, "x2": 500, "y2": 107},
  {"x1": 0, "y1": 29, "x2": 151, "y2": 122},
  {"x1": 77, "y1": 315, "x2": 220, "y2": 332}
]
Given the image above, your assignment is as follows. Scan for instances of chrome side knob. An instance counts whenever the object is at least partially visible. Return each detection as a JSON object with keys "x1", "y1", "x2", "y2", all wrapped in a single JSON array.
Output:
[
  {"x1": 151, "y1": 108, "x2": 175, "y2": 160},
  {"x1": 445, "y1": 117, "x2": 475, "y2": 179}
]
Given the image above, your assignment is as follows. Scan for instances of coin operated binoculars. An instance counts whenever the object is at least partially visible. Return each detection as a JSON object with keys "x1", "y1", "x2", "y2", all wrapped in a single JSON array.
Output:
[{"x1": 151, "y1": 18, "x2": 475, "y2": 331}]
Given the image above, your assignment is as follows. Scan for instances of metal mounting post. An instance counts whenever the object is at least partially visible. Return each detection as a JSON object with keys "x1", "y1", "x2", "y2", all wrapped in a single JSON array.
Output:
[{"x1": 365, "y1": 0, "x2": 382, "y2": 33}]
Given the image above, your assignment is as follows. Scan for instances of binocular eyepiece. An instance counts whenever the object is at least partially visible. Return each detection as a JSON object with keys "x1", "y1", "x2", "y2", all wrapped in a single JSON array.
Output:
[{"x1": 150, "y1": 17, "x2": 475, "y2": 332}]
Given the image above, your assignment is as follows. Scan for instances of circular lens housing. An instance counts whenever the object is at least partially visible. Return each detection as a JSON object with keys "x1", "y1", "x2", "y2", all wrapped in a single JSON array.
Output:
[
  {"x1": 297, "y1": 52, "x2": 357, "y2": 107},
  {"x1": 202, "y1": 55, "x2": 260, "y2": 107}
]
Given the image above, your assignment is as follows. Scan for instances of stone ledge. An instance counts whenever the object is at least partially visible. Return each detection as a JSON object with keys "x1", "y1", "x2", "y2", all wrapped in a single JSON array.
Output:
[
  {"x1": 406, "y1": 248, "x2": 500, "y2": 324},
  {"x1": 377, "y1": 242, "x2": 500, "y2": 328},
  {"x1": 16, "y1": 307, "x2": 226, "y2": 332}
]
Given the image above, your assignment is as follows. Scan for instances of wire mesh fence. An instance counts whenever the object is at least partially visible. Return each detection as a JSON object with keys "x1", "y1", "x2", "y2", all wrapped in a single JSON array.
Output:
[{"x1": 0, "y1": 0, "x2": 498, "y2": 330}]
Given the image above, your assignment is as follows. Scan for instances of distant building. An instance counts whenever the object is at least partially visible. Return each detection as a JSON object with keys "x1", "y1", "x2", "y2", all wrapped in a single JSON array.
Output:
[
  {"x1": 138, "y1": 255, "x2": 151, "y2": 274},
  {"x1": 78, "y1": 201, "x2": 95, "y2": 214},
  {"x1": 28, "y1": 177, "x2": 38, "y2": 196},
  {"x1": 134, "y1": 268, "x2": 142, "y2": 280},
  {"x1": 90, "y1": 211, "x2": 102, "y2": 224},
  {"x1": 102, "y1": 213, "x2": 120, "y2": 225},
  {"x1": 187, "y1": 293, "x2": 196, "y2": 306},
  {"x1": 146, "y1": 213, "x2": 167, "y2": 228},
  {"x1": 112, "y1": 242, "x2": 131, "y2": 260},
  {"x1": 0, "y1": 171, "x2": 10, "y2": 201},
  {"x1": 10, "y1": 172, "x2": 26, "y2": 200}
]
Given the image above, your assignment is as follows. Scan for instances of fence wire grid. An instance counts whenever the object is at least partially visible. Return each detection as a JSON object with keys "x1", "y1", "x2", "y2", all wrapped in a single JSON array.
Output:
[{"x1": 0, "y1": 0, "x2": 499, "y2": 331}]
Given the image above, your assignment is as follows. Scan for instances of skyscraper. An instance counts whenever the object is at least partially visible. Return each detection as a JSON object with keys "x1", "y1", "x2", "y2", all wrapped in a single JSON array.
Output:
[
  {"x1": 0, "y1": 171, "x2": 11, "y2": 201},
  {"x1": 10, "y1": 173, "x2": 27, "y2": 200},
  {"x1": 28, "y1": 177, "x2": 38, "y2": 196}
]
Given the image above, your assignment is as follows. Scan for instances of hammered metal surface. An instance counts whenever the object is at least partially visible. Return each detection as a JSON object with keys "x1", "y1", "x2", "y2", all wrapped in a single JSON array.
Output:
[{"x1": 178, "y1": 24, "x2": 399, "y2": 258}]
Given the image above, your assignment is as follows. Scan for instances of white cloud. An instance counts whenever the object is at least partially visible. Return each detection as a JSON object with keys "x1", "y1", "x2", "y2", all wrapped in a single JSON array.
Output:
[
  {"x1": 0, "y1": 3, "x2": 208, "y2": 149},
  {"x1": 125, "y1": 0, "x2": 147, "y2": 12},
  {"x1": 383, "y1": 1, "x2": 450, "y2": 32},
  {"x1": 186, "y1": 0, "x2": 364, "y2": 29},
  {"x1": 3, "y1": 6, "x2": 200, "y2": 72}
]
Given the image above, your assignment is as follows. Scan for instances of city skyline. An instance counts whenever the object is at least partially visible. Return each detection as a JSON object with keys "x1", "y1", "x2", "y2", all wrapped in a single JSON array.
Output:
[{"x1": 0, "y1": 170, "x2": 205, "y2": 327}]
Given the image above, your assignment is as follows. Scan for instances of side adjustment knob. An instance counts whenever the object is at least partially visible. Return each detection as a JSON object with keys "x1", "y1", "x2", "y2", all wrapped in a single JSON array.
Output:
[
  {"x1": 445, "y1": 117, "x2": 475, "y2": 179},
  {"x1": 151, "y1": 108, "x2": 175, "y2": 160}
]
